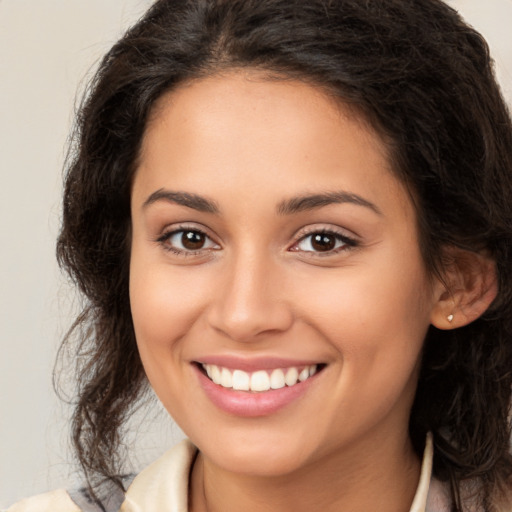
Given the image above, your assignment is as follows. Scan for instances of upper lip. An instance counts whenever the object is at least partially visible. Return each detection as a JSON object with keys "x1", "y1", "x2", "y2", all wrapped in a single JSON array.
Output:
[{"x1": 194, "y1": 355, "x2": 323, "y2": 372}]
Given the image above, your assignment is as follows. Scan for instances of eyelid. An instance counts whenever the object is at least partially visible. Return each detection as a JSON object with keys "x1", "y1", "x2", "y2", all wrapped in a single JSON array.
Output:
[
  {"x1": 289, "y1": 225, "x2": 359, "y2": 255},
  {"x1": 156, "y1": 223, "x2": 221, "y2": 255}
]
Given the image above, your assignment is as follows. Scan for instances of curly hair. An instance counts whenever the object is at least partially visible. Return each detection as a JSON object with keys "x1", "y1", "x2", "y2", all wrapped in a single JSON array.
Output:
[{"x1": 56, "y1": 0, "x2": 512, "y2": 509}]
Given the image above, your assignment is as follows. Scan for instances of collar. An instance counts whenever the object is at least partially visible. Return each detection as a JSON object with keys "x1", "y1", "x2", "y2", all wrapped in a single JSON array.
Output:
[
  {"x1": 410, "y1": 431, "x2": 434, "y2": 512},
  {"x1": 120, "y1": 433, "x2": 444, "y2": 512}
]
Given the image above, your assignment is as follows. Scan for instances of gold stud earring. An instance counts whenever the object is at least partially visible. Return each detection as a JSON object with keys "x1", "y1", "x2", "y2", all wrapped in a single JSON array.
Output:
[{"x1": 447, "y1": 314, "x2": 454, "y2": 322}]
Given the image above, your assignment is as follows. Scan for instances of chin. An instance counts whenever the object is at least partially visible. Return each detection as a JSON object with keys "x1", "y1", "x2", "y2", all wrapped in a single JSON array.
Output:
[
  {"x1": 186, "y1": 420, "x2": 319, "y2": 477},
  {"x1": 206, "y1": 441, "x2": 313, "y2": 477}
]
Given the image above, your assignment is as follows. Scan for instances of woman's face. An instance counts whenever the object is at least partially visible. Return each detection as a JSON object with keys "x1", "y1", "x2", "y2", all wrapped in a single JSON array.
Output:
[{"x1": 130, "y1": 72, "x2": 439, "y2": 476}]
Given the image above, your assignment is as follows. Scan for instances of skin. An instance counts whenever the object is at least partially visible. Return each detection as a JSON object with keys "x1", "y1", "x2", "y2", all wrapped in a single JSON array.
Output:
[{"x1": 130, "y1": 71, "x2": 446, "y2": 512}]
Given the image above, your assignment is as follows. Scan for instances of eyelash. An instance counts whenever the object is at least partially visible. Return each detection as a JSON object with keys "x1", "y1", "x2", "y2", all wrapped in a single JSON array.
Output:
[
  {"x1": 156, "y1": 225, "x2": 358, "y2": 258},
  {"x1": 156, "y1": 225, "x2": 219, "y2": 256},
  {"x1": 290, "y1": 228, "x2": 358, "y2": 256}
]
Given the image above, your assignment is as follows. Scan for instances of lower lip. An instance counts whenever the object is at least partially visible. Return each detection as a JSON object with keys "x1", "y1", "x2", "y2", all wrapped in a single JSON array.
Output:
[{"x1": 194, "y1": 365, "x2": 319, "y2": 417}]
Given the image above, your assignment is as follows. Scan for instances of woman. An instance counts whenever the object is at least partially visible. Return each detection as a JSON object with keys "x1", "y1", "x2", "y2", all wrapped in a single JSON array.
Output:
[{"x1": 7, "y1": 0, "x2": 512, "y2": 511}]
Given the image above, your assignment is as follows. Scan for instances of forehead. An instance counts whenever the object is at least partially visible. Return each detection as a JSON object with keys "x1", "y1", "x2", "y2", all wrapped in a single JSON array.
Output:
[
  {"x1": 141, "y1": 71, "x2": 390, "y2": 165},
  {"x1": 134, "y1": 71, "x2": 411, "y2": 221}
]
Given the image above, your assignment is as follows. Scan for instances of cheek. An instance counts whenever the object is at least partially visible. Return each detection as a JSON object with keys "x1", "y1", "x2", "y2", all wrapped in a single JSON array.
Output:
[
  {"x1": 130, "y1": 271, "x2": 197, "y2": 347},
  {"x1": 128, "y1": 258, "x2": 208, "y2": 419},
  {"x1": 295, "y1": 258, "x2": 432, "y2": 343},
  {"x1": 292, "y1": 253, "x2": 431, "y2": 396},
  {"x1": 128, "y1": 244, "x2": 211, "y2": 387}
]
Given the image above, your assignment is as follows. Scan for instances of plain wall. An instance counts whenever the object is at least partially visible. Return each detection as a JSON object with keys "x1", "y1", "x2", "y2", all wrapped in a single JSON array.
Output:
[{"x1": 0, "y1": 0, "x2": 511, "y2": 507}]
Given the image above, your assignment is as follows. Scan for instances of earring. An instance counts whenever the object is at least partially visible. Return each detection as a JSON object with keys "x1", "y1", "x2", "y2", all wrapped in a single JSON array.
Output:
[{"x1": 447, "y1": 314, "x2": 454, "y2": 322}]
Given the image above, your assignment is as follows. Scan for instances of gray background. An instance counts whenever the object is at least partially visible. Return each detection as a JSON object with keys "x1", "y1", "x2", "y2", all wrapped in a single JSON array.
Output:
[{"x1": 1, "y1": 0, "x2": 511, "y2": 507}]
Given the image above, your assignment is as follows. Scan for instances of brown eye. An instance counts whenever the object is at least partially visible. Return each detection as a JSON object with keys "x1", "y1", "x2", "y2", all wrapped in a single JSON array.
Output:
[
  {"x1": 293, "y1": 230, "x2": 356, "y2": 254},
  {"x1": 311, "y1": 233, "x2": 336, "y2": 252},
  {"x1": 181, "y1": 230, "x2": 206, "y2": 250},
  {"x1": 160, "y1": 228, "x2": 219, "y2": 254}
]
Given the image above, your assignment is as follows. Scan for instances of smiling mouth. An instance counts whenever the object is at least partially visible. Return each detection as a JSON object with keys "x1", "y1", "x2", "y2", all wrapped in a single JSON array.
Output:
[{"x1": 197, "y1": 363, "x2": 325, "y2": 393}]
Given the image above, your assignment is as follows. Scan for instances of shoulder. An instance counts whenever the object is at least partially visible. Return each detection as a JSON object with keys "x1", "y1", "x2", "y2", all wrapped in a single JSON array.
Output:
[
  {"x1": 4, "y1": 489, "x2": 81, "y2": 512},
  {"x1": 5, "y1": 477, "x2": 131, "y2": 512},
  {"x1": 5, "y1": 440, "x2": 197, "y2": 512}
]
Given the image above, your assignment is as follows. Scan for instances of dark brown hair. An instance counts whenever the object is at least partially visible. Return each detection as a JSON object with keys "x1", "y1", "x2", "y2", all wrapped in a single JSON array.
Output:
[{"x1": 57, "y1": 0, "x2": 512, "y2": 509}]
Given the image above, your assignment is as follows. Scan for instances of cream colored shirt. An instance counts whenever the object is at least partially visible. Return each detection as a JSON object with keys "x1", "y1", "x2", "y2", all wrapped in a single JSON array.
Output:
[{"x1": 6, "y1": 434, "x2": 451, "y2": 512}]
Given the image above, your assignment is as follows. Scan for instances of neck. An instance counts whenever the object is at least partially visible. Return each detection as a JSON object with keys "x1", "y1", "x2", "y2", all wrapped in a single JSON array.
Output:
[{"x1": 189, "y1": 431, "x2": 421, "y2": 512}]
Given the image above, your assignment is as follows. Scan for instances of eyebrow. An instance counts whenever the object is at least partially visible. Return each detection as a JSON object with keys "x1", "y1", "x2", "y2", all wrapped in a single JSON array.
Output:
[
  {"x1": 142, "y1": 188, "x2": 381, "y2": 216},
  {"x1": 142, "y1": 189, "x2": 220, "y2": 214},
  {"x1": 277, "y1": 191, "x2": 382, "y2": 216}
]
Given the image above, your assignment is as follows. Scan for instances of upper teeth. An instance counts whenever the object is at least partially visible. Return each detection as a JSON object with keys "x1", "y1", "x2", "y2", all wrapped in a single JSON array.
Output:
[{"x1": 202, "y1": 364, "x2": 318, "y2": 392}]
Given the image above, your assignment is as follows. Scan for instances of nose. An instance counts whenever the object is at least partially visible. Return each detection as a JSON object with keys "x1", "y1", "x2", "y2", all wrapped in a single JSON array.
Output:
[{"x1": 206, "y1": 250, "x2": 294, "y2": 342}]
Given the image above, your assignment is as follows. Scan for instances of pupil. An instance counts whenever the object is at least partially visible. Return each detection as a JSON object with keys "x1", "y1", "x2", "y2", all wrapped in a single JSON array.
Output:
[
  {"x1": 312, "y1": 234, "x2": 335, "y2": 251},
  {"x1": 182, "y1": 231, "x2": 205, "y2": 250}
]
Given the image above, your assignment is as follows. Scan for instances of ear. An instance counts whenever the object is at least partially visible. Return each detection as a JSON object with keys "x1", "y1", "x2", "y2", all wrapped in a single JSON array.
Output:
[{"x1": 430, "y1": 248, "x2": 498, "y2": 330}]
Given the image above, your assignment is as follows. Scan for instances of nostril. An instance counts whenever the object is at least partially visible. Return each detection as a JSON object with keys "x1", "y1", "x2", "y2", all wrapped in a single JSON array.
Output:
[{"x1": 206, "y1": 302, "x2": 294, "y2": 343}]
